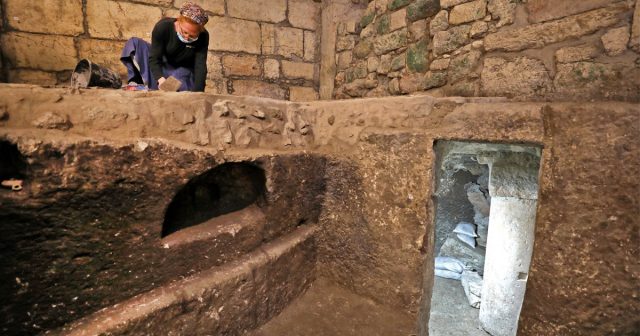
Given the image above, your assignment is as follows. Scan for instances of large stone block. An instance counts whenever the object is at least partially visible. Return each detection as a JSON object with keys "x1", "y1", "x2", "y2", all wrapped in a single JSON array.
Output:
[
  {"x1": 304, "y1": 31, "x2": 317, "y2": 62},
  {"x1": 5, "y1": 0, "x2": 84, "y2": 36},
  {"x1": 228, "y1": 0, "x2": 287, "y2": 23},
  {"x1": 430, "y1": 10, "x2": 449, "y2": 35},
  {"x1": 223, "y1": 55, "x2": 261, "y2": 76},
  {"x1": 389, "y1": 8, "x2": 408, "y2": 32},
  {"x1": 87, "y1": 0, "x2": 161, "y2": 40},
  {"x1": 554, "y1": 62, "x2": 640, "y2": 101},
  {"x1": 8, "y1": 69, "x2": 58, "y2": 86},
  {"x1": 264, "y1": 59, "x2": 280, "y2": 79},
  {"x1": 374, "y1": 29, "x2": 408, "y2": 55},
  {"x1": 449, "y1": 0, "x2": 487, "y2": 25},
  {"x1": 407, "y1": 0, "x2": 440, "y2": 22},
  {"x1": 289, "y1": 0, "x2": 321, "y2": 30},
  {"x1": 276, "y1": 27, "x2": 304, "y2": 58},
  {"x1": 137, "y1": 0, "x2": 171, "y2": 6},
  {"x1": 554, "y1": 45, "x2": 600, "y2": 63},
  {"x1": 1, "y1": 32, "x2": 78, "y2": 71},
  {"x1": 487, "y1": 0, "x2": 516, "y2": 27},
  {"x1": 209, "y1": 17, "x2": 261, "y2": 54},
  {"x1": 261, "y1": 23, "x2": 276, "y2": 55},
  {"x1": 206, "y1": 53, "x2": 223, "y2": 80},
  {"x1": 484, "y1": 5, "x2": 626, "y2": 52},
  {"x1": 289, "y1": 86, "x2": 319, "y2": 101},
  {"x1": 440, "y1": 0, "x2": 473, "y2": 8},
  {"x1": 282, "y1": 61, "x2": 315, "y2": 81},
  {"x1": 480, "y1": 57, "x2": 553, "y2": 98},
  {"x1": 631, "y1": 0, "x2": 640, "y2": 52},
  {"x1": 173, "y1": 0, "x2": 225, "y2": 15},
  {"x1": 79, "y1": 39, "x2": 128, "y2": 77},
  {"x1": 232, "y1": 80, "x2": 285, "y2": 100},
  {"x1": 432, "y1": 25, "x2": 471, "y2": 55},
  {"x1": 525, "y1": 0, "x2": 615, "y2": 23},
  {"x1": 601, "y1": 26, "x2": 630, "y2": 56}
]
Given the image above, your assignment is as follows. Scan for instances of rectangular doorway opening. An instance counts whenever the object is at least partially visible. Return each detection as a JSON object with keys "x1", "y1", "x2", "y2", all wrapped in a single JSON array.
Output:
[{"x1": 427, "y1": 140, "x2": 542, "y2": 336}]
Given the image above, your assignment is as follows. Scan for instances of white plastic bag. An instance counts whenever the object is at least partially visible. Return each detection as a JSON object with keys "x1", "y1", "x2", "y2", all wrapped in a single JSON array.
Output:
[
  {"x1": 435, "y1": 269, "x2": 462, "y2": 280},
  {"x1": 457, "y1": 233, "x2": 477, "y2": 248},
  {"x1": 461, "y1": 270, "x2": 483, "y2": 308},
  {"x1": 453, "y1": 222, "x2": 478, "y2": 237},
  {"x1": 435, "y1": 256, "x2": 465, "y2": 273}
]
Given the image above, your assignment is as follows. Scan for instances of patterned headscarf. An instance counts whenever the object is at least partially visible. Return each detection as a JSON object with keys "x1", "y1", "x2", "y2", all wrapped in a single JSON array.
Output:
[{"x1": 179, "y1": 2, "x2": 208, "y2": 25}]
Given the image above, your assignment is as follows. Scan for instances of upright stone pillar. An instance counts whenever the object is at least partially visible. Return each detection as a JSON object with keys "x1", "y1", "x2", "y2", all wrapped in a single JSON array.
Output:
[{"x1": 478, "y1": 152, "x2": 540, "y2": 336}]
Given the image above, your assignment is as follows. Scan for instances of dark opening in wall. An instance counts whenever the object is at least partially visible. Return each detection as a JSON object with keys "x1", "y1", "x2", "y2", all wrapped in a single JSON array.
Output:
[
  {"x1": 162, "y1": 162, "x2": 267, "y2": 237},
  {"x1": 0, "y1": 141, "x2": 27, "y2": 181}
]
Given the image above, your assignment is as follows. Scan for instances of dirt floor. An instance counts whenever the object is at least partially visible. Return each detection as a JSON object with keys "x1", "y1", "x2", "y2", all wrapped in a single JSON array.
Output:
[
  {"x1": 429, "y1": 276, "x2": 489, "y2": 336},
  {"x1": 251, "y1": 278, "x2": 416, "y2": 336}
]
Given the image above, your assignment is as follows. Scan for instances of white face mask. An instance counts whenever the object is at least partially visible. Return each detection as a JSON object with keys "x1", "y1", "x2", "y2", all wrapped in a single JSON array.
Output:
[{"x1": 177, "y1": 30, "x2": 198, "y2": 44}]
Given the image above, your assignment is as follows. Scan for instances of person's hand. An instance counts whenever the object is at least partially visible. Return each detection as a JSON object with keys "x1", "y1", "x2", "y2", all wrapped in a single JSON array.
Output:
[{"x1": 158, "y1": 77, "x2": 166, "y2": 86}]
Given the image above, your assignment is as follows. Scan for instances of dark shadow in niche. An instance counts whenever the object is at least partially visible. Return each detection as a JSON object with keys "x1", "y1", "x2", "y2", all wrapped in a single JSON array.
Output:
[
  {"x1": 162, "y1": 162, "x2": 267, "y2": 237},
  {"x1": 0, "y1": 140, "x2": 27, "y2": 181}
]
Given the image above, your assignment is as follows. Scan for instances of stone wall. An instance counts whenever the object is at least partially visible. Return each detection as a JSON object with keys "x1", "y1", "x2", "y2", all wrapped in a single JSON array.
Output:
[
  {"x1": 0, "y1": 0, "x2": 321, "y2": 101},
  {"x1": 331, "y1": 0, "x2": 640, "y2": 101}
]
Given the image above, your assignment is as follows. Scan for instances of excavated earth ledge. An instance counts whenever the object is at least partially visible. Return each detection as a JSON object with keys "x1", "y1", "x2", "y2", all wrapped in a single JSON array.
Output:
[{"x1": 0, "y1": 84, "x2": 638, "y2": 335}]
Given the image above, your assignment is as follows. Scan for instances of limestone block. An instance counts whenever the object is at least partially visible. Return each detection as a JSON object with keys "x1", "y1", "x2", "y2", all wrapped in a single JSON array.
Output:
[
  {"x1": 367, "y1": 56, "x2": 380, "y2": 72},
  {"x1": 487, "y1": 0, "x2": 516, "y2": 27},
  {"x1": 389, "y1": 9, "x2": 407, "y2": 32},
  {"x1": 601, "y1": 26, "x2": 630, "y2": 56},
  {"x1": 1, "y1": 32, "x2": 78, "y2": 71},
  {"x1": 209, "y1": 17, "x2": 261, "y2": 54},
  {"x1": 353, "y1": 40, "x2": 374, "y2": 59},
  {"x1": 345, "y1": 62, "x2": 368, "y2": 82},
  {"x1": 261, "y1": 23, "x2": 276, "y2": 55},
  {"x1": 276, "y1": 27, "x2": 304, "y2": 58},
  {"x1": 289, "y1": 87, "x2": 319, "y2": 102},
  {"x1": 470, "y1": 21, "x2": 489, "y2": 38},
  {"x1": 433, "y1": 25, "x2": 471, "y2": 55},
  {"x1": 337, "y1": 52, "x2": 353, "y2": 71},
  {"x1": 137, "y1": 0, "x2": 171, "y2": 5},
  {"x1": 228, "y1": 0, "x2": 286, "y2": 23},
  {"x1": 554, "y1": 62, "x2": 640, "y2": 101},
  {"x1": 373, "y1": 29, "x2": 408, "y2": 55},
  {"x1": 378, "y1": 54, "x2": 392, "y2": 74},
  {"x1": 430, "y1": 58, "x2": 451, "y2": 70},
  {"x1": 387, "y1": 0, "x2": 410, "y2": 11},
  {"x1": 304, "y1": 31, "x2": 317, "y2": 62},
  {"x1": 282, "y1": 61, "x2": 315, "y2": 81},
  {"x1": 480, "y1": 57, "x2": 552, "y2": 98},
  {"x1": 8, "y1": 70, "x2": 58, "y2": 86},
  {"x1": 449, "y1": 0, "x2": 487, "y2": 25},
  {"x1": 430, "y1": 11, "x2": 449, "y2": 36},
  {"x1": 423, "y1": 71, "x2": 447, "y2": 89},
  {"x1": 232, "y1": 80, "x2": 285, "y2": 100},
  {"x1": 223, "y1": 55, "x2": 261, "y2": 76},
  {"x1": 289, "y1": 0, "x2": 321, "y2": 30},
  {"x1": 440, "y1": 0, "x2": 473, "y2": 8},
  {"x1": 409, "y1": 20, "x2": 427, "y2": 41},
  {"x1": 525, "y1": 0, "x2": 615, "y2": 24},
  {"x1": 207, "y1": 53, "x2": 223, "y2": 80},
  {"x1": 407, "y1": 0, "x2": 441, "y2": 22},
  {"x1": 391, "y1": 53, "x2": 406, "y2": 71},
  {"x1": 484, "y1": 5, "x2": 626, "y2": 52},
  {"x1": 554, "y1": 45, "x2": 600, "y2": 63},
  {"x1": 174, "y1": 0, "x2": 225, "y2": 15},
  {"x1": 264, "y1": 59, "x2": 280, "y2": 79},
  {"x1": 631, "y1": 0, "x2": 640, "y2": 52},
  {"x1": 5, "y1": 0, "x2": 84, "y2": 36},
  {"x1": 79, "y1": 39, "x2": 128, "y2": 77},
  {"x1": 448, "y1": 50, "x2": 481, "y2": 82},
  {"x1": 406, "y1": 39, "x2": 429, "y2": 73},
  {"x1": 87, "y1": 0, "x2": 161, "y2": 40},
  {"x1": 337, "y1": 35, "x2": 357, "y2": 51}
]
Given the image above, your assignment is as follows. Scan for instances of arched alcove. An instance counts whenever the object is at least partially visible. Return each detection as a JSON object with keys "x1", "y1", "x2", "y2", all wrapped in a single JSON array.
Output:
[
  {"x1": 162, "y1": 162, "x2": 267, "y2": 237},
  {"x1": 0, "y1": 140, "x2": 27, "y2": 181}
]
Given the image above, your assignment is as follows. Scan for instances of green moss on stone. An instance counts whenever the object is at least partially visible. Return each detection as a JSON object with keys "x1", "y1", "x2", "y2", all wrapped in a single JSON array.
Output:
[
  {"x1": 407, "y1": 39, "x2": 429, "y2": 73},
  {"x1": 407, "y1": 0, "x2": 440, "y2": 22},
  {"x1": 360, "y1": 12, "x2": 375, "y2": 29},
  {"x1": 388, "y1": 0, "x2": 412, "y2": 11},
  {"x1": 377, "y1": 15, "x2": 390, "y2": 35},
  {"x1": 354, "y1": 39, "x2": 374, "y2": 59}
]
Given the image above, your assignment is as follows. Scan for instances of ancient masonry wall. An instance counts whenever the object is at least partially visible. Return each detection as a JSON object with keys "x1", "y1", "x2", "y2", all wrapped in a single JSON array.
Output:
[
  {"x1": 329, "y1": 0, "x2": 640, "y2": 101},
  {"x1": 0, "y1": 0, "x2": 321, "y2": 101}
]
